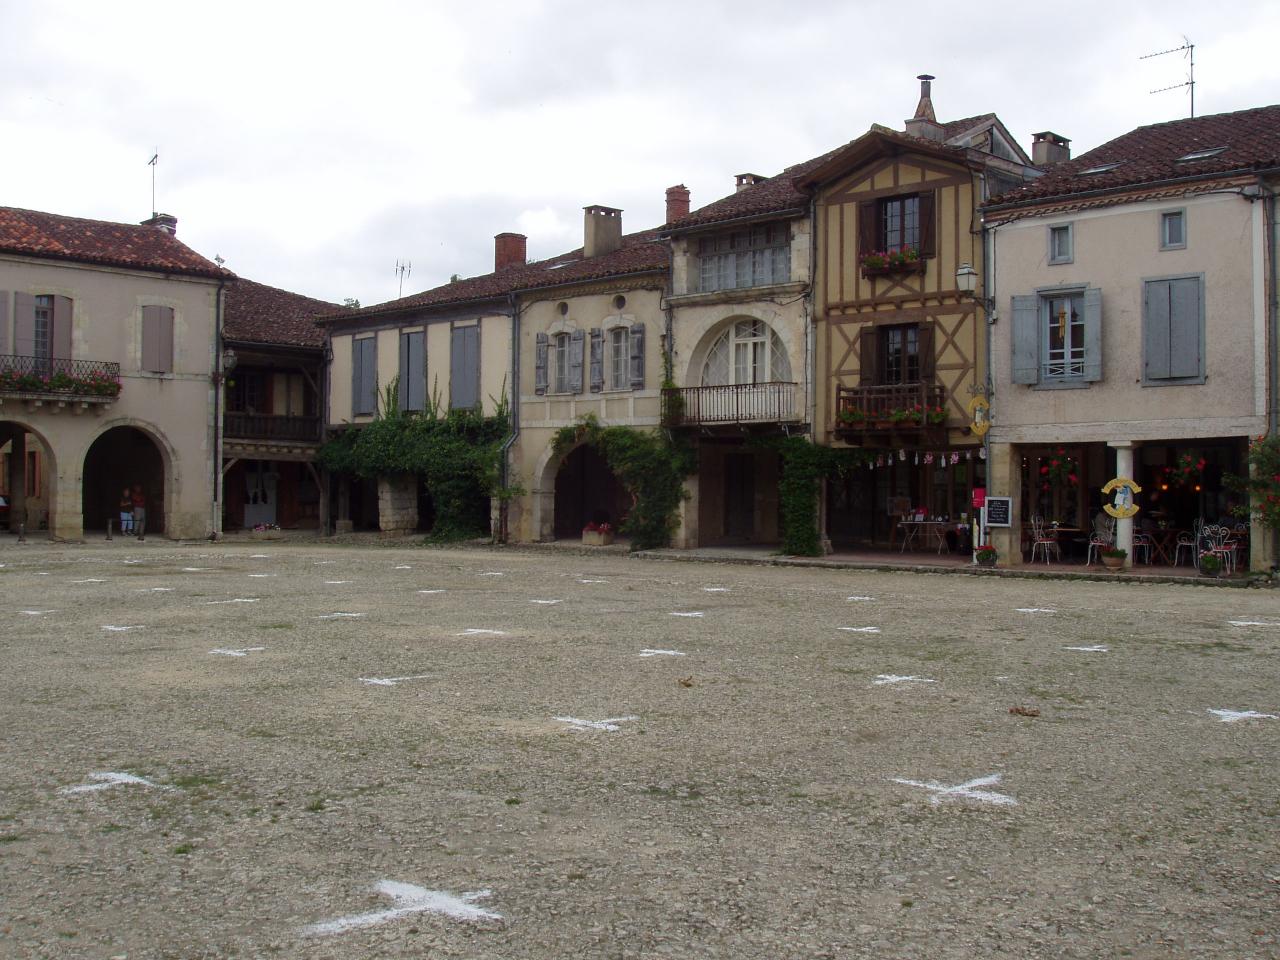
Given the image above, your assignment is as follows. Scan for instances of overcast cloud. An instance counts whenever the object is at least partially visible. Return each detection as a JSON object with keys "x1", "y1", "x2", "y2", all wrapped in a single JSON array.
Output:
[{"x1": 2, "y1": 0, "x2": 1277, "y2": 307}]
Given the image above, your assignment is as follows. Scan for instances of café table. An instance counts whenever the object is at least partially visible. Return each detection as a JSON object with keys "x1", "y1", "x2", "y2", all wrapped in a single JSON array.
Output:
[{"x1": 894, "y1": 519, "x2": 969, "y2": 554}]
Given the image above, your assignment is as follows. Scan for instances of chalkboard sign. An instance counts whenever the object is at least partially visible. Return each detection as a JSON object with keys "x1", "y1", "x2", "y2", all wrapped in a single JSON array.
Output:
[{"x1": 984, "y1": 496, "x2": 1013, "y2": 528}]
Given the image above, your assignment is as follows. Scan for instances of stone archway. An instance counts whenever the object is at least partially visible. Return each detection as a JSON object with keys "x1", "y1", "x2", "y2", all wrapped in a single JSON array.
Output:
[
  {"x1": 82, "y1": 426, "x2": 167, "y2": 534},
  {"x1": 0, "y1": 419, "x2": 56, "y2": 535},
  {"x1": 536, "y1": 442, "x2": 628, "y2": 542}
]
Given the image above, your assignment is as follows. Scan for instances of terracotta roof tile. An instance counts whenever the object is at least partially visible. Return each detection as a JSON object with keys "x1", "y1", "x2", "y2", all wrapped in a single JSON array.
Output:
[
  {"x1": 0, "y1": 206, "x2": 230, "y2": 279},
  {"x1": 941, "y1": 113, "x2": 997, "y2": 140},
  {"x1": 987, "y1": 104, "x2": 1280, "y2": 208},
  {"x1": 223, "y1": 278, "x2": 345, "y2": 348}
]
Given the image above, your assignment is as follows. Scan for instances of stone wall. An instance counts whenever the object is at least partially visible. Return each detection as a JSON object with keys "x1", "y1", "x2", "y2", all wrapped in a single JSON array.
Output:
[{"x1": 377, "y1": 474, "x2": 418, "y2": 534}]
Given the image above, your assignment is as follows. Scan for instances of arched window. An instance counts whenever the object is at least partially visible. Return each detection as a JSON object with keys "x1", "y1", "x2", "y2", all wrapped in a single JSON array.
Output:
[{"x1": 700, "y1": 319, "x2": 791, "y2": 386}]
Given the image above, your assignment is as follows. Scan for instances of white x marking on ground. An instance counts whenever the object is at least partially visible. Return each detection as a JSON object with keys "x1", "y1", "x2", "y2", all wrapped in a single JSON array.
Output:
[
  {"x1": 102, "y1": 625, "x2": 142, "y2": 632},
  {"x1": 639, "y1": 649, "x2": 686, "y2": 657},
  {"x1": 302, "y1": 881, "x2": 501, "y2": 936},
  {"x1": 417, "y1": 589, "x2": 446, "y2": 594},
  {"x1": 703, "y1": 587, "x2": 729, "y2": 592},
  {"x1": 317, "y1": 612, "x2": 365, "y2": 619},
  {"x1": 206, "y1": 598, "x2": 260, "y2": 604},
  {"x1": 458, "y1": 628, "x2": 507, "y2": 636},
  {"x1": 20, "y1": 610, "x2": 54, "y2": 615},
  {"x1": 846, "y1": 596, "x2": 875, "y2": 602},
  {"x1": 530, "y1": 599, "x2": 564, "y2": 605},
  {"x1": 71, "y1": 578, "x2": 106, "y2": 583},
  {"x1": 872, "y1": 675, "x2": 936, "y2": 685},
  {"x1": 1208, "y1": 708, "x2": 1278, "y2": 723},
  {"x1": 60, "y1": 772, "x2": 169, "y2": 795},
  {"x1": 359, "y1": 674, "x2": 432, "y2": 686},
  {"x1": 838, "y1": 626, "x2": 881, "y2": 634},
  {"x1": 891, "y1": 773, "x2": 1016, "y2": 806},
  {"x1": 210, "y1": 647, "x2": 265, "y2": 657},
  {"x1": 1064, "y1": 644, "x2": 1108, "y2": 652},
  {"x1": 554, "y1": 715, "x2": 637, "y2": 732},
  {"x1": 1227, "y1": 620, "x2": 1280, "y2": 627},
  {"x1": 1016, "y1": 608, "x2": 1057, "y2": 613},
  {"x1": 670, "y1": 611, "x2": 704, "y2": 618}
]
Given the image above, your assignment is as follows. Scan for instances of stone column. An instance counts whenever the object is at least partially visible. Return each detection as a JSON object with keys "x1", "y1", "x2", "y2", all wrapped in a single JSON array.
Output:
[
  {"x1": 1108, "y1": 440, "x2": 1135, "y2": 569},
  {"x1": 8, "y1": 431, "x2": 26, "y2": 533},
  {"x1": 988, "y1": 440, "x2": 1017, "y2": 566},
  {"x1": 377, "y1": 474, "x2": 419, "y2": 535},
  {"x1": 335, "y1": 475, "x2": 352, "y2": 533},
  {"x1": 674, "y1": 473, "x2": 699, "y2": 549}
]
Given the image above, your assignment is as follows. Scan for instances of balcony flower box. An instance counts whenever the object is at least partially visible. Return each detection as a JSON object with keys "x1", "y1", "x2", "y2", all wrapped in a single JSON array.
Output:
[
  {"x1": 582, "y1": 522, "x2": 614, "y2": 547},
  {"x1": 860, "y1": 247, "x2": 925, "y2": 280}
]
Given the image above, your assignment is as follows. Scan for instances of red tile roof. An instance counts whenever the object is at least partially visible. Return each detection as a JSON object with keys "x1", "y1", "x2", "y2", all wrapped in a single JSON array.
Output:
[
  {"x1": 987, "y1": 104, "x2": 1280, "y2": 209},
  {"x1": 941, "y1": 113, "x2": 997, "y2": 140},
  {"x1": 0, "y1": 206, "x2": 230, "y2": 279},
  {"x1": 325, "y1": 229, "x2": 669, "y2": 322},
  {"x1": 224, "y1": 278, "x2": 346, "y2": 348}
]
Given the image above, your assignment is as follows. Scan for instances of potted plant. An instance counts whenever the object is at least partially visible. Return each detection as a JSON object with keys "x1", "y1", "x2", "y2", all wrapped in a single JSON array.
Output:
[
  {"x1": 249, "y1": 522, "x2": 283, "y2": 541},
  {"x1": 1100, "y1": 546, "x2": 1127, "y2": 570},
  {"x1": 1197, "y1": 550, "x2": 1223, "y2": 577},
  {"x1": 582, "y1": 521, "x2": 614, "y2": 547},
  {"x1": 974, "y1": 544, "x2": 998, "y2": 568},
  {"x1": 839, "y1": 408, "x2": 869, "y2": 427}
]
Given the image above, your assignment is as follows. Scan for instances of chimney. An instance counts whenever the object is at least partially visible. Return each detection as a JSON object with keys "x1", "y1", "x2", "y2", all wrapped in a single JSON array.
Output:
[
  {"x1": 583, "y1": 205, "x2": 622, "y2": 258},
  {"x1": 1031, "y1": 131, "x2": 1072, "y2": 167},
  {"x1": 904, "y1": 73, "x2": 944, "y2": 142},
  {"x1": 665, "y1": 184, "x2": 690, "y2": 222},
  {"x1": 141, "y1": 212, "x2": 177, "y2": 236},
  {"x1": 735, "y1": 173, "x2": 766, "y2": 192},
  {"x1": 494, "y1": 232, "x2": 527, "y2": 271}
]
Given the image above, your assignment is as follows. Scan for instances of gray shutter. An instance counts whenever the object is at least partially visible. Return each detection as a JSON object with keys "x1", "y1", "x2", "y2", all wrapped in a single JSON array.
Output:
[
  {"x1": 1144, "y1": 280, "x2": 1171, "y2": 380},
  {"x1": 52, "y1": 295, "x2": 73, "y2": 361},
  {"x1": 0, "y1": 291, "x2": 8, "y2": 353},
  {"x1": 398, "y1": 332, "x2": 411, "y2": 409},
  {"x1": 157, "y1": 307, "x2": 174, "y2": 373},
  {"x1": 450, "y1": 326, "x2": 479, "y2": 409},
  {"x1": 1082, "y1": 286, "x2": 1102, "y2": 382},
  {"x1": 589, "y1": 328, "x2": 604, "y2": 393},
  {"x1": 1010, "y1": 294, "x2": 1039, "y2": 384},
  {"x1": 409, "y1": 331, "x2": 426, "y2": 410},
  {"x1": 534, "y1": 332, "x2": 548, "y2": 395},
  {"x1": 141, "y1": 305, "x2": 160, "y2": 371},
  {"x1": 363, "y1": 338, "x2": 378, "y2": 413},
  {"x1": 14, "y1": 292, "x2": 35, "y2": 356},
  {"x1": 351, "y1": 338, "x2": 362, "y2": 415},
  {"x1": 568, "y1": 328, "x2": 585, "y2": 394},
  {"x1": 629, "y1": 322, "x2": 645, "y2": 389},
  {"x1": 1168, "y1": 277, "x2": 1201, "y2": 378}
]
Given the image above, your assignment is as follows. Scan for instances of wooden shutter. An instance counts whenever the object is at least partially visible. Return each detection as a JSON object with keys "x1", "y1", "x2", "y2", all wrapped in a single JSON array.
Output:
[
  {"x1": 1143, "y1": 280, "x2": 1171, "y2": 380},
  {"x1": 858, "y1": 325, "x2": 880, "y2": 385},
  {"x1": 629, "y1": 322, "x2": 645, "y2": 389},
  {"x1": 1010, "y1": 294, "x2": 1039, "y2": 384},
  {"x1": 916, "y1": 323, "x2": 935, "y2": 383},
  {"x1": 1167, "y1": 277, "x2": 1201, "y2": 379},
  {"x1": 568, "y1": 328, "x2": 585, "y2": 394},
  {"x1": 534, "y1": 332, "x2": 548, "y2": 395},
  {"x1": 14, "y1": 292, "x2": 35, "y2": 356},
  {"x1": 141, "y1": 305, "x2": 161, "y2": 371},
  {"x1": 0, "y1": 292, "x2": 8, "y2": 353},
  {"x1": 1082, "y1": 287, "x2": 1103, "y2": 382},
  {"x1": 351, "y1": 338, "x2": 363, "y2": 415},
  {"x1": 917, "y1": 191, "x2": 936, "y2": 258},
  {"x1": 589, "y1": 328, "x2": 604, "y2": 393},
  {"x1": 158, "y1": 306, "x2": 174, "y2": 373},
  {"x1": 410, "y1": 331, "x2": 426, "y2": 410},
  {"x1": 450, "y1": 325, "x2": 479, "y2": 409},
  {"x1": 52, "y1": 295, "x2": 73, "y2": 361},
  {"x1": 352, "y1": 337, "x2": 376, "y2": 415},
  {"x1": 398, "y1": 332, "x2": 411, "y2": 409},
  {"x1": 858, "y1": 200, "x2": 878, "y2": 259}
]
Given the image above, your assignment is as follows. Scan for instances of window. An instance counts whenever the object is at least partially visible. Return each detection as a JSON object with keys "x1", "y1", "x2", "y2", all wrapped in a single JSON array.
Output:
[
  {"x1": 33, "y1": 296, "x2": 51, "y2": 360},
  {"x1": 351, "y1": 337, "x2": 377, "y2": 415},
  {"x1": 608, "y1": 327, "x2": 629, "y2": 390},
  {"x1": 701, "y1": 319, "x2": 791, "y2": 386},
  {"x1": 1010, "y1": 287, "x2": 1102, "y2": 386},
  {"x1": 14, "y1": 293, "x2": 71, "y2": 367},
  {"x1": 882, "y1": 325, "x2": 920, "y2": 385},
  {"x1": 1143, "y1": 275, "x2": 1204, "y2": 383},
  {"x1": 1042, "y1": 292, "x2": 1085, "y2": 378},
  {"x1": 858, "y1": 191, "x2": 935, "y2": 264},
  {"x1": 882, "y1": 195, "x2": 919, "y2": 253},
  {"x1": 696, "y1": 223, "x2": 791, "y2": 293},
  {"x1": 1048, "y1": 224, "x2": 1073, "y2": 264},
  {"x1": 1175, "y1": 147, "x2": 1226, "y2": 163},
  {"x1": 553, "y1": 333, "x2": 571, "y2": 393},
  {"x1": 398, "y1": 330, "x2": 425, "y2": 412},
  {"x1": 141, "y1": 305, "x2": 175, "y2": 373},
  {"x1": 228, "y1": 371, "x2": 265, "y2": 412},
  {"x1": 1160, "y1": 210, "x2": 1186, "y2": 250},
  {"x1": 1080, "y1": 162, "x2": 1123, "y2": 175},
  {"x1": 449, "y1": 324, "x2": 480, "y2": 409}
]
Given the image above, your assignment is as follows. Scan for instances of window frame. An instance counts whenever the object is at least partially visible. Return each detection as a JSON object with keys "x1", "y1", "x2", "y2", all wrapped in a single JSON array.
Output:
[
  {"x1": 1159, "y1": 208, "x2": 1187, "y2": 251},
  {"x1": 606, "y1": 325, "x2": 629, "y2": 392},
  {"x1": 351, "y1": 336, "x2": 377, "y2": 416},
  {"x1": 881, "y1": 195, "x2": 920, "y2": 254},
  {"x1": 881, "y1": 324, "x2": 920, "y2": 385},
  {"x1": 1141, "y1": 272, "x2": 1205, "y2": 386},
  {"x1": 695, "y1": 222, "x2": 791, "y2": 294},
  {"x1": 1040, "y1": 290, "x2": 1087, "y2": 382},
  {"x1": 1047, "y1": 223, "x2": 1074, "y2": 265},
  {"x1": 552, "y1": 332, "x2": 572, "y2": 394}
]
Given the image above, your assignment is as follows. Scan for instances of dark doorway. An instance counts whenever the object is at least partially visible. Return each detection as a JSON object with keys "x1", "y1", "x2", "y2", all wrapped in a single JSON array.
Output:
[
  {"x1": 723, "y1": 452, "x2": 755, "y2": 540},
  {"x1": 83, "y1": 426, "x2": 165, "y2": 533},
  {"x1": 554, "y1": 445, "x2": 626, "y2": 540}
]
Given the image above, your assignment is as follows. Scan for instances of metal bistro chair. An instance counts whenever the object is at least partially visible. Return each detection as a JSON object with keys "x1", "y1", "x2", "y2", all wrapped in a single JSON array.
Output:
[
  {"x1": 1029, "y1": 516, "x2": 1061, "y2": 565},
  {"x1": 1173, "y1": 529, "x2": 1197, "y2": 567},
  {"x1": 1086, "y1": 517, "x2": 1116, "y2": 566},
  {"x1": 1201, "y1": 524, "x2": 1237, "y2": 575},
  {"x1": 1132, "y1": 530, "x2": 1154, "y2": 565}
]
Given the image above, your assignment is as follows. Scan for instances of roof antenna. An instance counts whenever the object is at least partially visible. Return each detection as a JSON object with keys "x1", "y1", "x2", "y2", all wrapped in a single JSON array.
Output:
[
  {"x1": 1141, "y1": 37, "x2": 1195, "y2": 118},
  {"x1": 147, "y1": 148, "x2": 159, "y2": 216},
  {"x1": 395, "y1": 259, "x2": 412, "y2": 298}
]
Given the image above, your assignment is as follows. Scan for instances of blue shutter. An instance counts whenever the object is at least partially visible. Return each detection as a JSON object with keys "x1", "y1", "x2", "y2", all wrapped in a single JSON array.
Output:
[
  {"x1": 1082, "y1": 287, "x2": 1102, "y2": 382},
  {"x1": 589, "y1": 328, "x2": 604, "y2": 393},
  {"x1": 1144, "y1": 280, "x2": 1171, "y2": 380},
  {"x1": 1010, "y1": 295, "x2": 1039, "y2": 384},
  {"x1": 450, "y1": 325, "x2": 479, "y2": 409},
  {"x1": 568, "y1": 328, "x2": 585, "y2": 394},
  {"x1": 629, "y1": 321, "x2": 645, "y2": 389},
  {"x1": 1168, "y1": 277, "x2": 1201, "y2": 379},
  {"x1": 534, "y1": 332, "x2": 548, "y2": 395}
]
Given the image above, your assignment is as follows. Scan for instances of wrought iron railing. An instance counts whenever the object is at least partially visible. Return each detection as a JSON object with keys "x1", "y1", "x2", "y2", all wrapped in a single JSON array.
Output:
[
  {"x1": 662, "y1": 381, "x2": 801, "y2": 426},
  {"x1": 224, "y1": 412, "x2": 322, "y2": 442},
  {"x1": 0, "y1": 354, "x2": 121, "y2": 398},
  {"x1": 835, "y1": 382, "x2": 947, "y2": 428}
]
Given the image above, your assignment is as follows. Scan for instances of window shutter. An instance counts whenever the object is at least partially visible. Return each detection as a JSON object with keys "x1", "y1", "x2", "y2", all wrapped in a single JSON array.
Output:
[
  {"x1": 14, "y1": 292, "x2": 35, "y2": 356},
  {"x1": 0, "y1": 292, "x2": 8, "y2": 353},
  {"x1": 363, "y1": 338, "x2": 378, "y2": 413},
  {"x1": 141, "y1": 305, "x2": 160, "y2": 371},
  {"x1": 858, "y1": 325, "x2": 880, "y2": 385},
  {"x1": 411, "y1": 331, "x2": 426, "y2": 410},
  {"x1": 568, "y1": 328, "x2": 585, "y2": 394},
  {"x1": 351, "y1": 338, "x2": 363, "y2": 415},
  {"x1": 858, "y1": 200, "x2": 878, "y2": 259},
  {"x1": 917, "y1": 191, "x2": 936, "y2": 258},
  {"x1": 629, "y1": 322, "x2": 645, "y2": 389},
  {"x1": 1168, "y1": 277, "x2": 1201, "y2": 378},
  {"x1": 917, "y1": 323, "x2": 935, "y2": 383},
  {"x1": 1143, "y1": 280, "x2": 1171, "y2": 380},
  {"x1": 398, "y1": 332, "x2": 411, "y2": 410},
  {"x1": 450, "y1": 326, "x2": 479, "y2": 409},
  {"x1": 52, "y1": 295, "x2": 73, "y2": 360},
  {"x1": 1082, "y1": 286, "x2": 1102, "y2": 382},
  {"x1": 157, "y1": 306, "x2": 174, "y2": 373},
  {"x1": 1011, "y1": 294, "x2": 1039, "y2": 384},
  {"x1": 589, "y1": 328, "x2": 604, "y2": 393},
  {"x1": 534, "y1": 332, "x2": 548, "y2": 395}
]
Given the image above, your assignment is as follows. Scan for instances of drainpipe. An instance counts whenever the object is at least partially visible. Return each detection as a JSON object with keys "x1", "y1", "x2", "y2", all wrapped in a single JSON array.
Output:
[
  {"x1": 980, "y1": 173, "x2": 995, "y2": 555},
  {"x1": 496, "y1": 293, "x2": 521, "y2": 542},
  {"x1": 1266, "y1": 179, "x2": 1278, "y2": 435},
  {"x1": 211, "y1": 277, "x2": 227, "y2": 540}
]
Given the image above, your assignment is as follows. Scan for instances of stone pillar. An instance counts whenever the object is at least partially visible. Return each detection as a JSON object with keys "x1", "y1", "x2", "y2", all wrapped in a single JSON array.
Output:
[
  {"x1": 9, "y1": 431, "x2": 26, "y2": 532},
  {"x1": 674, "y1": 473, "x2": 699, "y2": 549},
  {"x1": 1109, "y1": 440, "x2": 1135, "y2": 569},
  {"x1": 317, "y1": 467, "x2": 331, "y2": 536},
  {"x1": 335, "y1": 475, "x2": 352, "y2": 533},
  {"x1": 377, "y1": 474, "x2": 419, "y2": 535},
  {"x1": 988, "y1": 441, "x2": 1018, "y2": 566}
]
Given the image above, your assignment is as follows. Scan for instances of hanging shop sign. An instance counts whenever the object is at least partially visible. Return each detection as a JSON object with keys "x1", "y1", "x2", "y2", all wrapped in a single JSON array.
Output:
[
  {"x1": 966, "y1": 396, "x2": 991, "y2": 437},
  {"x1": 1101, "y1": 477, "x2": 1142, "y2": 519}
]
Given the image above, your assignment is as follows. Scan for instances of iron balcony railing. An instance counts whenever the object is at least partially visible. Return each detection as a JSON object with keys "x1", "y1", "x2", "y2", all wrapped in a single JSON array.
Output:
[
  {"x1": 224, "y1": 412, "x2": 322, "y2": 442},
  {"x1": 835, "y1": 382, "x2": 947, "y2": 427},
  {"x1": 662, "y1": 381, "x2": 801, "y2": 426},
  {"x1": 0, "y1": 354, "x2": 121, "y2": 398}
]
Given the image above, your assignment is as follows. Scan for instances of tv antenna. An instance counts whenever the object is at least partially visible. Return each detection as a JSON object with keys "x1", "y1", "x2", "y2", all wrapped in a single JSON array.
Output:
[
  {"x1": 147, "y1": 149, "x2": 159, "y2": 215},
  {"x1": 1141, "y1": 37, "x2": 1195, "y2": 118},
  {"x1": 395, "y1": 259, "x2": 412, "y2": 298}
]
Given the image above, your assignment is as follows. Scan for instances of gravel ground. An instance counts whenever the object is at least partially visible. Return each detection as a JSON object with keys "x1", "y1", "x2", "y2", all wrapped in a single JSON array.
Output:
[{"x1": 1, "y1": 541, "x2": 1278, "y2": 959}]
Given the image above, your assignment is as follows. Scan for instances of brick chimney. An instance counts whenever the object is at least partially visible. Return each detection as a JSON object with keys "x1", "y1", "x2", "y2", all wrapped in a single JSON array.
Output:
[
  {"x1": 1031, "y1": 131, "x2": 1072, "y2": 166},
  {"x1": 904, "y1": 74, "x2": 944, "y2": 142},
  {"x1": 583, "y1": 205, "x2": 622, "y2": 258},
  {"x1": 494, "y1": 232, "x2": 527, "y2": 271},
  {"x1": 666, "y1": 184, "x2": 690, "y2": 222},
  {"x1": 141, "y1": 212, "x2": 177, "y2": 235},
  {"x1": 735, "y1": 173, "x2": 766, "y2": 192}
]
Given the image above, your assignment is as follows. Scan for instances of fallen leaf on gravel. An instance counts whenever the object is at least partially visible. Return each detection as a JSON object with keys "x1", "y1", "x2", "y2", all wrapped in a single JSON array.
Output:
[
  {"x1": 1008, "y1": 705, "x2": 1040, "y2": 717},
  {"x1": 678, "y1": 676, "x2": 695, "y2": 688}
]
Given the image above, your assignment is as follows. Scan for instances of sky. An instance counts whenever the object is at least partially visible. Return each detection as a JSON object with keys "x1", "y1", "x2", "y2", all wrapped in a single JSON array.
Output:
[{"x1": 3, "y1": 0, "x2": 1278, "y2": 308}]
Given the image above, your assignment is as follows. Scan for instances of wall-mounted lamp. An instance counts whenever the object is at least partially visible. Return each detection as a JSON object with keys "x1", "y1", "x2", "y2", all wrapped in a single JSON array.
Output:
[
  {"x1": 221, "y1": 348, "x2": 238, "y2": 372},
  {"x1": 956, "y1": 262, "x2": 997, "y2": 322}
]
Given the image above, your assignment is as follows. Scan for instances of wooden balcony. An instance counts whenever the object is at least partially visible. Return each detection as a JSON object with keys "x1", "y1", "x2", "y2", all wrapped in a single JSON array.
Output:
[
  {"x1": 0, "y1": 355, "x2": 121, "y2": 411},
  {"x1": 662, "y1": 381, "x2": 802, "y2": 427},
  {"x1": 834, "y1": 382, "x2": 947, "y2": 444},
  {"x1": 224, "y1": 412, "x2": 321, "y2": 443}
]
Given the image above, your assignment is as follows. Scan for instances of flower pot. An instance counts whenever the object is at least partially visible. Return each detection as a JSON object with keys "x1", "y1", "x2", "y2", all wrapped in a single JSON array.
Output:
[
  {"x1": 976, "y1": 557, "x2": 996, "y2": 568},
  {"x1": 582, "y1": 530, "x2": 614, "y2": 547},
  {"x1": 1101, "y1": 556, "x2": 1124, "y2": 570},
  {"x1": 1198, "y1": 566, "x2": 1221, "y2": 579},
  {"x1": 249, "y1": 529, "x2": 283, "y2": 541}
]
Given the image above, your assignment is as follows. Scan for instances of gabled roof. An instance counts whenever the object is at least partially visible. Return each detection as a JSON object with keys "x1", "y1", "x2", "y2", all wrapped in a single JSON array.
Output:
[
  {"x1": 224, "y1": 278, "x2": 346, "y2": 348},
  {"x1": 986, "y1": 104, "x2": 1280, "y2": 209},
  {"x1": 0, "y1": 206, "x2": 230, "y2": 279},
  {"x1": 322, "y1": 229, "x2": 669, "y2": 323}
]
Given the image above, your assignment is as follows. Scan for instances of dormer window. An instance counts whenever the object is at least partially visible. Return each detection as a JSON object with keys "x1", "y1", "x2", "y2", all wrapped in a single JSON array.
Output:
[
  {"x1": 696, "y1": 223, "x2": 791, "y2": 293},
  {"x1": 1175, "y1": 146, "x2": 1227, "y2": 163},
  {"x1": 1079, "y1": 162, "x2": 1123, "y2": 175}
]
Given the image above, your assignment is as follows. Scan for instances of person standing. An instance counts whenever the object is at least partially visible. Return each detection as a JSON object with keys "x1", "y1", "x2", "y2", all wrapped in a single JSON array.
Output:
[
  {"x1": 131, "y1": 484, "x2": 146, "y2": 540},
  {"x1": 118, "y1": 487, "x2": 133, "y2": 535}
]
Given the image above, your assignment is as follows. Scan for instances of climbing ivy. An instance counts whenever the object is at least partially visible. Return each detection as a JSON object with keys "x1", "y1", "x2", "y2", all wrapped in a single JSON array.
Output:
[
  {"x1": 552, "y1": 414, "x2": 696, "y2": 550},
  {"x1": 755, "y1": 436, "x2": 873, "y2": 556},
  {"x1": 1231, "y1": 433, "x2": 1280, "y2": 534}
]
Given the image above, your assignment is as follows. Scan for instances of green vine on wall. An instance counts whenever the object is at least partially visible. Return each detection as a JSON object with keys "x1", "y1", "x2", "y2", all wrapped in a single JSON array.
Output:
[
  {"x1": 1231, "y1": 433, "x2": 1280, "y2": 535},
  {"x1": 552, "y1": 414, "x2": 696, "y2": 550},
  {"x1": 755, "y1": 436, "x2": 874, "y2": 556}
]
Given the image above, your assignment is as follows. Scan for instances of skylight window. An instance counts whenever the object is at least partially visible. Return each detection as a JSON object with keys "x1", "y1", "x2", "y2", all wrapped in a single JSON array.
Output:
[
  {"x1": 1175, "y1": 146, "x2": 1227, "y2": 162},
  {"x1": 1080, "y1": 162, "x2": 1124, "y2": 175}
]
